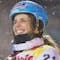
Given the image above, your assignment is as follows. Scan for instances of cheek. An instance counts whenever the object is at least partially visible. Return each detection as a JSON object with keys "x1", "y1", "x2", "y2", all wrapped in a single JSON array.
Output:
[{"x1": 24, "y1": 23, "x2": 32, "y2": 32}]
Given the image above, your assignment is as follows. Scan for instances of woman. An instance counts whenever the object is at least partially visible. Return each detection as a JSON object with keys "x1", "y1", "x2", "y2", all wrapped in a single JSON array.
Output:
[{"x1": 6, "y1": 1, "x2": 60, "y2": 60}]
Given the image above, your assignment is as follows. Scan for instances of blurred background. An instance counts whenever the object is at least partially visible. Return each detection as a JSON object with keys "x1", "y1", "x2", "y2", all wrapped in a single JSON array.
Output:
[{"x1": 0, "y1": 0, "x2": 60, "y2": 59}]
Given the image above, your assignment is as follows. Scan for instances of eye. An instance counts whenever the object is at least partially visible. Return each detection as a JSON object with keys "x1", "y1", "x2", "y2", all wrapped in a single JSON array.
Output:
[{"x1": 20, "y1": 18, "x2": 28, "y2": 22}]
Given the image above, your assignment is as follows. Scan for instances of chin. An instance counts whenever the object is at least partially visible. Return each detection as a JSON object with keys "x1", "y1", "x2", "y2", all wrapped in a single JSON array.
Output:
[{"x1": 15, "y1": 33, "x2": 25, "y2": 35}]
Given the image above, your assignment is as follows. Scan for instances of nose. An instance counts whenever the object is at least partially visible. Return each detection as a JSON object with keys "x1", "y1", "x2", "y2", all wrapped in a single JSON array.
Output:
[{"x1": 16, "y1": 22, "x2": 22, "y2": 28}]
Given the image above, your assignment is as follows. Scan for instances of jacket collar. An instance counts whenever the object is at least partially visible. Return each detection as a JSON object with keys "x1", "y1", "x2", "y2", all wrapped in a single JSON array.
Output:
[{"x1": 11, "y1": 38, "x2": 44, "y2": 51}]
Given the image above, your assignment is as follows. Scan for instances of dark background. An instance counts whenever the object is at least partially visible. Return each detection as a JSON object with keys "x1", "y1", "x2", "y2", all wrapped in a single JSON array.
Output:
[{"x1": 0, "y1": 0, "x2": 60, "y2": 59}]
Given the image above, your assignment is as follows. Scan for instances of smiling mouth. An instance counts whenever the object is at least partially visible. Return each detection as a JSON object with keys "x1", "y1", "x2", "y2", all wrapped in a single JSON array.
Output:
[{"x1": 16, "y1": 29, "x2": 25, "y2": 34}]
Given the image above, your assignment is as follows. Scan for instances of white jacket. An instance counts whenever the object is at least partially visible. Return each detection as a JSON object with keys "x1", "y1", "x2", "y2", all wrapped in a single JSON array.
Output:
[{"x1": 6, "y1": 37, "x2": 60, "y2": 60}]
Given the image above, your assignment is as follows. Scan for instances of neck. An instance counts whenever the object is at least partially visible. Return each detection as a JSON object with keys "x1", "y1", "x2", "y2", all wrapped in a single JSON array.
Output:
[{"x1": 14, "y1": 34, "x2": 34, "y2": 44}]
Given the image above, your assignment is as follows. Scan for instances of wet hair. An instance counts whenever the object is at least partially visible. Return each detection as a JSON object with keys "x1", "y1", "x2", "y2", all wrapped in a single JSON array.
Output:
[
  {"x1": 34, "y1": 20, "x2": 44, "y2": 38},
  {"x1": 43, "y1": 35, "x2": 60, "y2": 54}
]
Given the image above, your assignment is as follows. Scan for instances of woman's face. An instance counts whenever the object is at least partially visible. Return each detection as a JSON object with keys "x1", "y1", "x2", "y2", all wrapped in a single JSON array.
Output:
[{"x1": 13, "y1": 14, "x2": 33, "y2": 35}]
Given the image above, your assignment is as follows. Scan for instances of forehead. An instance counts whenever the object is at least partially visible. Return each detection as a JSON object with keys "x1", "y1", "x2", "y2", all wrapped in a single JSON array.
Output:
[{"x1": 14, "y1": 13, "x2": 31, "y2": 20}]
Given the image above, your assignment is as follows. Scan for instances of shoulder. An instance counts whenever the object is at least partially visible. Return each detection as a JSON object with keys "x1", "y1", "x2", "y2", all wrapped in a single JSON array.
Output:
[
  {"x1": 39, "y1": 45, "x2": 59, "y2": 55},
  {"x1": 38, "y1": 44, "x2": 55, "y2": 51},
  {"x1": 37, "y1": 45, "x2": 60, "y2": 60},
  {"x1": 41, "y1": 45, "x2": 57, "y2": 55}
]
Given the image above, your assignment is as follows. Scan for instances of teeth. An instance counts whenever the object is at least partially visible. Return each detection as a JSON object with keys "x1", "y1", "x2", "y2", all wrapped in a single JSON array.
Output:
[{"x1": 17, "y1": 30, "x2": 23, "y2": 33}]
